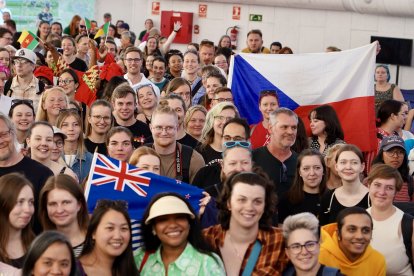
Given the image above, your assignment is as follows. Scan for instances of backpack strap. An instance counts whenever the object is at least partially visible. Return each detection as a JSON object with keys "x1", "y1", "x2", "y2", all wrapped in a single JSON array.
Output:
[
  {"x1": 180, "y1": 144, "x2": 193, "y2": 183},
  {"x1": 191, "y1": 79, "x2": 203, "y2": 97},
  {"x1": 401, "y1": 213, "x2": 414, "y2": 271},
  {"x1": 138, "y1": 250, "x2": 154, "y2": 272}
]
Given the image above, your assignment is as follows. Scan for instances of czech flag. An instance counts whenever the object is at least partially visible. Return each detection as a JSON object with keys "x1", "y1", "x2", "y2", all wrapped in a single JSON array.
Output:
[{"x1": 229, "y1": 43, "x2": 377, "y2": 152}]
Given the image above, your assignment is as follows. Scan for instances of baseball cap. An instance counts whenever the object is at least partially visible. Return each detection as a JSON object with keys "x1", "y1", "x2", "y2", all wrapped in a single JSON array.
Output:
[
  {"x1": 379, "y1": 135, "x2": 405, "y2": 151},
  {"x1": 144, "y1": 195, "x2": 195, "y2": 225},
  {"x1": 53, "y1": 126, "x2": 67, "y2": 139},
  {"x1": 13, "y1": 48, "x2": 36, "y2": 64}
]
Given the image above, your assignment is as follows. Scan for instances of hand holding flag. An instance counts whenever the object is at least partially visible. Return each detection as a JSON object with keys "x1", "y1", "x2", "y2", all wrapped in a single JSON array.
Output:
[{"x1": 18, "y1": 30, "x2": 40, "y2": 50}]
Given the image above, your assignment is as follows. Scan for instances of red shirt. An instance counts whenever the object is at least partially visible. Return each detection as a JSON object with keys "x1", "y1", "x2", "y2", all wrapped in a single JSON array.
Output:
[{"x1": 250, "y1": 122, "x2": 271, "y2": 150}]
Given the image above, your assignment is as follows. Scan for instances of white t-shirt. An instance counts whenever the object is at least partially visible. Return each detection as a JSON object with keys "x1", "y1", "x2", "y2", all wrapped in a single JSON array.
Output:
[{"x1": 0, "y1": 94, "x2": 12, "y2": 115}]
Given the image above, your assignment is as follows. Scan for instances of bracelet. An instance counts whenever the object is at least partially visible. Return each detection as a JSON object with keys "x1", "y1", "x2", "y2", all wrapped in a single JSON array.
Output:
[{"x1": 173, "y1": 29, "x2": 179, "y2": 32}]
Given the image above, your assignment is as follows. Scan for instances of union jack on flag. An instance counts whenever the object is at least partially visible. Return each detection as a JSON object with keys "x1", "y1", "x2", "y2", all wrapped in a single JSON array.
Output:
[{"x1": 84, "y1": 153, "x2": 204, "y2": 251}]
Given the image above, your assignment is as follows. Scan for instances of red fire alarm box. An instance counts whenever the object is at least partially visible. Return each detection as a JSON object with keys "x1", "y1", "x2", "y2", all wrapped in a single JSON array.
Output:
[{"x1": 161, "y1": 11, "x2": 193, "y2": 44}]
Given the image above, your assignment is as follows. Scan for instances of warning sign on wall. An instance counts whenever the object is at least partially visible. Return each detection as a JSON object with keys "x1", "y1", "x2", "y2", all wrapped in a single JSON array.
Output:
[
  {"x1": 152, "y1": 2, "x2": 160, "y2": 15},
  {"x1": 199, "y1": 4, "x2": 207, "y2": 18},
  {"x1": 232, "y1": 6, "x2": 241, "y2": 20}
]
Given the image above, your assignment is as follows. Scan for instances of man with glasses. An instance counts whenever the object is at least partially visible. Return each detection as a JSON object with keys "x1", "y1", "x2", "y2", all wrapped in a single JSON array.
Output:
[
  {"x1": 0, "y1": 113, "x2": 53, "y2": 233},
  {"x1": 123, "y1": 47, "x2": 160, "y2": 97},
  {"x1": 210, "y1": 87, "x2": 234, "y2": 108},
  {"x1": 193, "y1": 117, "x2": 251, "y2": 189},
  {"x1": 148, "y1": 102, "x2": 205, "y2": 184},
  {"x1": 5, "y1": 48, "x2": 44, "y2": 111},
  {"x1": 111, "y1": 84, "x2": 151, "y2": 148},
  {"x1": 253, "y1": 107, "x2": 298, "y2": 198}
]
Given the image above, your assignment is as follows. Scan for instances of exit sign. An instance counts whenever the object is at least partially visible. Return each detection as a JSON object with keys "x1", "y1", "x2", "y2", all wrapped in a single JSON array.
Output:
[{"x1": 249, "y1": 14, "x2": 262, "y2": 21}]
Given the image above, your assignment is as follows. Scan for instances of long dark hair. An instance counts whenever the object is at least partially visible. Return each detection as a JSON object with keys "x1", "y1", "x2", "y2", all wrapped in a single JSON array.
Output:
[
  {"x1": 141, "y1": 192, "x2": 217, "y2": 260},
  {"x1": 0, "y1": 173, "x2": 35, "y2": 265},
  {"x1": 22, "y1": 231, "x2": 76, "y2": 276},
  {"x1": 372, "y1": 148, "x2": 409, "y2": 182},
  {"x1": 376, "y1": 100, "x2": 403, "y2": 127},
  {"x1": 80, "y1": 200, "x2": 138, "y2": 276},
  {"x1": 217, "y1": 170, "x2": 276, "y2": 230},
  {"x1": 287, "y1": 149, "x2": 327, "y2": 204},
  {"x1": 309, "y1": 105, "x2": 344, "y2": 145},
  {"x1": 291, "y1": 116, "x2": 309, "y2": 153}
]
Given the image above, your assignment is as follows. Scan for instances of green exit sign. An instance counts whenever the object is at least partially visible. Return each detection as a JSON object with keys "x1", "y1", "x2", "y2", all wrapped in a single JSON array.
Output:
[{"x1": 249, "y1": 14, "x2": 263, "y2": 21}]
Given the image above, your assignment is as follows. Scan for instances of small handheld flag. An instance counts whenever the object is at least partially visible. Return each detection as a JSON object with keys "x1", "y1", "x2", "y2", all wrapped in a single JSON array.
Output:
[
  {"x1": 18, "y1": 30, "x2": 39, "y2": 50},
  {"x1": 94, "y1": 21, "x2": 110, "y2": 40},
  {"x1": 84, "y1": 17, "x2": 91, "y2": 36}
]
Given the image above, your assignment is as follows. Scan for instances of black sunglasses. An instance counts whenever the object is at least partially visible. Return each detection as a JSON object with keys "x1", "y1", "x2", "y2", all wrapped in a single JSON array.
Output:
[{"x1": 11, "y1": 99, "x2": 33, "y2": 107}]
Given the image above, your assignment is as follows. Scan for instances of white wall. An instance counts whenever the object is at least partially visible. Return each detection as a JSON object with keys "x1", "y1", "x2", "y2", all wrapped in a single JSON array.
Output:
[{"x1": 95, "y1": 0, "x2": 414, "y2": 89}]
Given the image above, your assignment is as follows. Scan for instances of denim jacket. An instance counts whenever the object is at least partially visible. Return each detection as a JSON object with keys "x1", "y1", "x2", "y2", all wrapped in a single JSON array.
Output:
[{"x1": 71, "y1": 151, "x2": 93, "y2": 184}]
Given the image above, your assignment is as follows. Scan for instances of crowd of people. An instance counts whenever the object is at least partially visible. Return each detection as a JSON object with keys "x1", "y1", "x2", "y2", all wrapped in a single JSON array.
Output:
[{"x1": 0, "y1": 10, "x2": 413, "y2": 276}]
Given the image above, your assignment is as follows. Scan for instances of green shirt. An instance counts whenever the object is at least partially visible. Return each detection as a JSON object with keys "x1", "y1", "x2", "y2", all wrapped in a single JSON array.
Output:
[{"x1": 135, "y1": 242, "x2": 225, "y2": 276}]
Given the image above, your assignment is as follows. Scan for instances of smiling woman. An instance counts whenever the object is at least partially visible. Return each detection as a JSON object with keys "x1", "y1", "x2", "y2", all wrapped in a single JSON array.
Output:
[
  {"x1": 203, "y1": 171, "x2": 289, "y2": 275},
  {"x1": 136, "y1": 192, "x2": 225, "y2": 275}
]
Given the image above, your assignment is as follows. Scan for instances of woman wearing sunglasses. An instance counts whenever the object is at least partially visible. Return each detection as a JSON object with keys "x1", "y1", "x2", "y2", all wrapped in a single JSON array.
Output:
[{"x1": 250, "y1": 90, "x2": 280, "y2": 149}]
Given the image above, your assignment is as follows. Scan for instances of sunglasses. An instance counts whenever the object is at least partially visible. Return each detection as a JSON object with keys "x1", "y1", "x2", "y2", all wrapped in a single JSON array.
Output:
[
  {"x1": 11, "y1": 99, "x2": 33, "y2": 107},
  {"x1": 223, "y1": 141, "x2": 251, "y2": 149},
  {"x1": 260, "y1": 90, "x2": 278, "y2": 96}
]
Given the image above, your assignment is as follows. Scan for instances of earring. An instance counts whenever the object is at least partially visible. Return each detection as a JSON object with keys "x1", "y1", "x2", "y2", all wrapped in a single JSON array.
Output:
[{"x1": 152, "y1": 229, "x2": 156, "y2": 236}]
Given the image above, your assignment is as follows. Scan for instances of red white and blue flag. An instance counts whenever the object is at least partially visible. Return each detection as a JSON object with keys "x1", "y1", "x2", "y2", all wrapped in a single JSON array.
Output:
[
  {"x1": 85, "y1": 153, "x2": 203, "y2": 250},
  {"x1": 229, "y1": 43, "x2": 377, "y2": 151}
]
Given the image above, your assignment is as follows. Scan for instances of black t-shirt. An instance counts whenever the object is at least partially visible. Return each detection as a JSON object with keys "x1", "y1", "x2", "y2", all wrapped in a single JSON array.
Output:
[
  {"x1": 114, "y1": 119, "x2": 152, "y2": 148},
  {"x1": 84, "y1": 138, "x2": 107, "y2": 155},
  {"x1": 0, "y1": 156, "x2": 54, "y2": 233},
  {"x1": 70, "y1": 57, "x2": 88, "y2": 72},
  {"x1": 278, "y1": 192, "x2": 321, "y2": 224},
  {"x1": 319, "y1": 188, "x2": 370, "y2": 226},
  {"x1": 192, "y1": 163, "x2": 221, "y2": 191},
  {"x1": 252, "y1": 146, "x2": 297, "y2": 198},
  {"x1": 177, "y1": 133, "x2": 200, "y2": 149},
  {"x1": 197, "y1": 144, "x2": 222, "y2": 166}
]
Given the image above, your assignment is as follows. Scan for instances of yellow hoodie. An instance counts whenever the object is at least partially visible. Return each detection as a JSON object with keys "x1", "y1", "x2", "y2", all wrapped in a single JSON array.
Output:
[{"x1": 319, "y1": 223, "x2": 386, "y2": 276}]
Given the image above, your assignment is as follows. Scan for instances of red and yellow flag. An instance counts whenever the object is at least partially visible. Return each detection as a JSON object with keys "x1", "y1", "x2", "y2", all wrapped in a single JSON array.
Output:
[{"x1": 18, "y1": 31, "x2": 39, "y2": 50}]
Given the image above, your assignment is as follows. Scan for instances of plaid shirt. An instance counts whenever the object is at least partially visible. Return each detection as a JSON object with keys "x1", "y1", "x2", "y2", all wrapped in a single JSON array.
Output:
[
  {"x1": 9, "y1": 75, "x2": 42, "y2": 111},
  {"x1": 203, "y1": 224, "x2": 288, "y2": 275}
]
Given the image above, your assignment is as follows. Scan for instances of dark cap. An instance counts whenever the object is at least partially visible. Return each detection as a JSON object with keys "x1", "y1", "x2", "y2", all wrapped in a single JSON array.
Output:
[
  {"x1": 380, "y1": 135, "x2": 405, "y2": 151},
  {"x1": 119, "y1": 23, "x2": 130, "y2": 30}
]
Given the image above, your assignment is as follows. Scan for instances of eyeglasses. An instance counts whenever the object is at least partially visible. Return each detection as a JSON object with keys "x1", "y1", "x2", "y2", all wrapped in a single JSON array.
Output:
[
  {"x1": 125, "y1": 58, "x2": 142, "y2": 63},
  {"x1": 95, "y1": 199, "x2": 128, "y2": 211},
  {"x1": 79, "y1": 25, "x2": 86, "y2": 29},
  {"x1": 280, "y1": 162, "x2": 288, "y2": 183},
  {"x1": 222, "y1": 135, "x2": 246, "y2": 142},
  {"x1": 53, "y1": 140, "x2": 64, "y2": 148},
  {"x1": 384, "y1": 149, "x2": 405, "y2": 157},
  {"x1": 286, "y1": 241, "x2": 319, "y2": 255},
  {"x1": 214, "y1": 115, "x2": 234, "y2": 122},
  {"x1": 91, "y1": 115, "x2": 112, "y2": 122},
  {"x1": 58, "y1": 79, "x2": 75, "y2": 85},
  {"x1": 13, "y1": 59, "x2": 30, "y2": 65},
  {"x1": 152, "y1": 125, "x2": 176, "y2": 133},
  {"x1": 1, "y1": 36, "x2": 12, "y2": 41},
  {"x1": 213, "y1": 97, "x2": 233, "y2": 103},
  {"x1": 11, "y1": 99, "x2": 33, "y2": 107},
  {"x1": 223, "y1": 141, "x2": 251, "y2": 149},
  {"x1": 0, "y1": 129, "x2": 11, "y2": 140}
]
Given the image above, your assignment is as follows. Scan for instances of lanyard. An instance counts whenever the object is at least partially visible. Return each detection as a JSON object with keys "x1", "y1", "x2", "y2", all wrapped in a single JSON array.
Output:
[{"x1": 175, "y1": 143, "x2": 183, "y2": 180}]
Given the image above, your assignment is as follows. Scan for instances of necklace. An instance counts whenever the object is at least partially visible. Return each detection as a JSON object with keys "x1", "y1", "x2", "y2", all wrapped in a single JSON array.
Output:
[{"x1": 227, "y1": 233, "x2": 244, "y2": 261}]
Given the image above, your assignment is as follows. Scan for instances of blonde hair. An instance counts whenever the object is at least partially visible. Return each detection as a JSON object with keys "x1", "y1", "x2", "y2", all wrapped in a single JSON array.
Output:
[
  {"x1": 129, "y1": 146, "x2": 160, "y2": 166},
  {"x1": 201, "y1": 102, "x2": 239, "y2": 146},
  {"x1": 151, "y1": 100, "x2": 178, "y2": 124},
  {"x1": 184, "y1": 105, "x2": 207, "y2": 129},
  {"x1": 36, "y1": 87, "x2": 69, "y2": 123},
  {"x1": 56, "y1": 110, "x2": 87, "y2": 157}
]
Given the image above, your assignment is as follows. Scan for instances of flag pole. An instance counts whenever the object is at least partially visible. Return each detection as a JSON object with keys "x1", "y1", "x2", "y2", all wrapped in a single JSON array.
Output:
[{"x1": 104, "y1": 22, "x2": 110, "y2": 44}]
